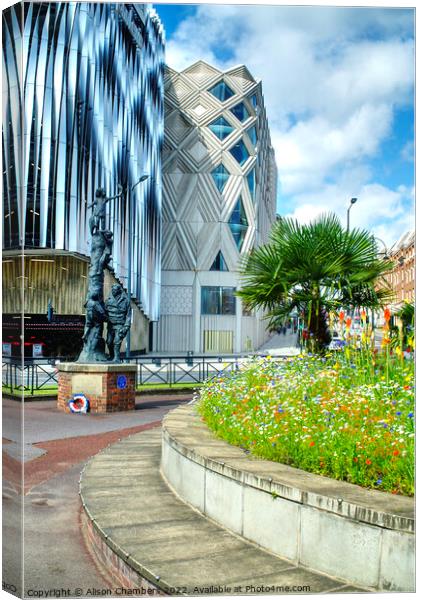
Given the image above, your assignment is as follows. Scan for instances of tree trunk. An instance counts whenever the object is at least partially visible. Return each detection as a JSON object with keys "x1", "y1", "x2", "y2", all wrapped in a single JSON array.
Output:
[{"x1": 308, "y1": 305, "x2": 332, "y2": 353}]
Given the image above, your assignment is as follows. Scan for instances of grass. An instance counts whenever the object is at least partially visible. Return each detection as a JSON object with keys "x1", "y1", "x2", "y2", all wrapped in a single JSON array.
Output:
[
  {"x1": 198, "y1": 346, "x2": 415, "y2": 496},
  {"x1": 2, "y1": 385, "x2": 59, "y2": 397},
  {"x1": 2, "y1": 381, "x2": 199, "y2": 397},
  {"x1": 137, "y1": 382, "x2": 199, "y2": 392}
]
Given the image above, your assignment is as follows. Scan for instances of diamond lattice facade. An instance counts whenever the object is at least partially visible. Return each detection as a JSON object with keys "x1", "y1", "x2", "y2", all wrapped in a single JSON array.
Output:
[
  {"x1": 2, "y1": 2, "x2": 164, "y2": 356},
  {"x1": 154, "y1": 61, "x2": 277, "y2": 353}
]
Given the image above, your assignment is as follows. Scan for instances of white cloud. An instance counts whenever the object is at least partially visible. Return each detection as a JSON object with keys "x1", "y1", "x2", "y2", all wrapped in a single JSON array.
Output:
[
  {"x1": 285, "y1": 183, "x2": 414, "y2": 246},
  {"x1": 401, "y1": 141, "x2": 414, "y2": 162},
  {"x1": 273, "y1": 103, "x2": 393, "y2": 195},
  {"x1": 161, "y1": 4, "x2": 415, "y2": 244}
]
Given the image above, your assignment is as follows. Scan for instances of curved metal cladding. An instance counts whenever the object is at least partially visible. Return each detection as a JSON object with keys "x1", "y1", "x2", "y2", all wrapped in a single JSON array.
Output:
[{"x1": 2, "y1": 2, "x2": 164, "y2": 321}]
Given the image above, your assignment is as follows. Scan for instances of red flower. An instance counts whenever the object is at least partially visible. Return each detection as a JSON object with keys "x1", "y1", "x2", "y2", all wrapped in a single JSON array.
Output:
[
  {"x1": 346, "y1": 316, "x2": 352, "y2": 329},
  {"x1": 339, "y1": 310, "x2": 345, "y2": 322},
  {"x1": 365, "y1": 459, "x2": 372, "y2": 465},
  {"x1": 384, "y1": 307, "x2": 391, "y2": 323},
  {"x1": 393, "y1": 450, "x2": 400, "y2": 456},
  {"x1": 309, "y1": 441, "x2": 315, "y2": 447}
]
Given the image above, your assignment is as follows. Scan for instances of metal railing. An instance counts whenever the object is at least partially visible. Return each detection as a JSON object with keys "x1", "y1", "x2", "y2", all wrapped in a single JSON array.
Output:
[
  {"x1": 2, "y1": 360, "x2": 62, "y2": 395},
  {"x1": 2, "y1": 354, "x2": 258, "y2": 395}
]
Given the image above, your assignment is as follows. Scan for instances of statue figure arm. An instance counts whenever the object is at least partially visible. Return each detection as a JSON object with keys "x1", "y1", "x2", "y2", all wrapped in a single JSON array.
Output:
[
  {"x1": 105, "y1": 185, "x2": 124, "y2": 203},
  {"x1": 125, "y1": 305, "x2": 132, "y2": 330}
]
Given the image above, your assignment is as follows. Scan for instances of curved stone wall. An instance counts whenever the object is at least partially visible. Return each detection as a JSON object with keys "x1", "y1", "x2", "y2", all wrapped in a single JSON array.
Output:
[{"x1": 161, "y1": 404, "x2": 414, "y2": 592}]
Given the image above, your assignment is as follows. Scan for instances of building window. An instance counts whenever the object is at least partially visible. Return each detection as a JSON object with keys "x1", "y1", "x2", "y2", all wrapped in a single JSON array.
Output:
[
  {"x1": 229, "y1": 197, "x2": 248, "y2": 251},
  {"x1": 247, "y1": 125, "x2": 257, "y2": 146},
  {"x1": 201, "y1": 286, "x2": 236, "y2": 315},
  {"x1": 230, "y1": 102, "x2": 250, "y2": 122},
  {"x1": 210, "y1": 251, "x2": 228, "y2": 271},
  {"x1": 229, "y1": 139, "x2": 250, "y2": 166},
  {"x1": 208, "y1": 80, "x2": 235, "y2": 102},
  {"x1": 211, "y1": 164, "x2": 230, "y2": 193},
  {"x1": 249, "y1": 93, "x2": 258, "y2": 108},
  {"x1": 246, "y1": 169, "x2": 255, "y2": 199},
  {"x1": 208, "y1": 117, "x2": 234, "y2": 141}
]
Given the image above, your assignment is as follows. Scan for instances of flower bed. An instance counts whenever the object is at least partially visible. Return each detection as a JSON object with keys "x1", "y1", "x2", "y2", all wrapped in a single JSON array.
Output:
[{"x1": 198, "y1": 352, "x2": 414, "y2": 496}]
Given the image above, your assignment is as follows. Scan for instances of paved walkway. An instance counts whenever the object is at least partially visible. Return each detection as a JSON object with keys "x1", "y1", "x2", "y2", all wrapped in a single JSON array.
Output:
[
  {"x1": 2, "y1": 395, "x2": 192, "y2": 597},
  {"x1": 2, "y1": 394, "x2": 192, "y2": 465},
  {"x1": 258, "y1": 331, "x2": 300, "y2": 356},
  {"x1": 81, "y1": 428, "x2": 365, "y2": 595}
]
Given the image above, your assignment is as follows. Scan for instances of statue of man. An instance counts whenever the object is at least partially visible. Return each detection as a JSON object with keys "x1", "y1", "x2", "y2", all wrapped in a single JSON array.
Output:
[
  {"x1": 80, "y1": 292, "x2": 108, "y2": 361},
  {"x1": 105, "y1": 284, "x2": 131, "y2": 362},
  {"x1": 88, "y1": 185, "x2": 123, "y2": 235}
]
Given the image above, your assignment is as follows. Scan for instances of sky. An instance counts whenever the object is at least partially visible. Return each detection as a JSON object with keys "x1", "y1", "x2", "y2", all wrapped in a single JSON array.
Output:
[{"x1": 152, "y1": 1, "x2": 415, "y2": 248}]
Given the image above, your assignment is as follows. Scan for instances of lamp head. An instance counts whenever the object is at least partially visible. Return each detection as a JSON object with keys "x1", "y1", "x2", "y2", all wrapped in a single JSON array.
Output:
[
  {"x1": 350, "y1": 197, "x2": 358, "y2": 205},
  {"x1": 139, "y1": 174, "x2": 149, "y2": 182}
]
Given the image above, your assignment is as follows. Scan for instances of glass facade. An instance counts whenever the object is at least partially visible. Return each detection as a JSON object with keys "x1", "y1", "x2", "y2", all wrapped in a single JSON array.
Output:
[
  {"x1": 208, "y1": 80, "x2": 235, "y2": 102},
  {"x1": 230, "y1": 102, "x2": 251, "y2": 122},
  {"x1": 211, "y1": 164, "x2": 230, "y2": 193},
  {"x1": 210, "y1": 251, "x2": 228, "y2": 271},
  {"x1": 2, "y1": 3, "x2": 165, "y2": 321},
  {"x1": 247, "y1": 125, "x2": 258, "y2": 146},
  {"x1": 229, "y1": 139, "x2": 250, "y2": 166},
  {"x1": 249, "y1": 93, "x2": 258, "y2": 108},
  {"x1": 201, "y1": 286, "x2": 236, "y2": 315},
  {"x1": 229, "y1": 197, "x2": 248, "y2": 250},
  {"x1": 247, "y1": 169, "x2": 256, "y2": 199},
  {"x1": 208, "y1": 117, "x2": 234, "y2": 141}
]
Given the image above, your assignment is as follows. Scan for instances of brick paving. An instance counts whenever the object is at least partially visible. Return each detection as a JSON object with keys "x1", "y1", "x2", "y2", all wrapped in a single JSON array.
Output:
[{"x1": 2, "y1": 393, "x2": 191, "y2": 596}]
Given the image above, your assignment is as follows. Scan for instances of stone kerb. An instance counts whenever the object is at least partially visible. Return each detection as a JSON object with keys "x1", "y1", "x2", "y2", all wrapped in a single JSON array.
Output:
[
  {"x1": 58, "y1": 362, "x2": 137, "y2": 413},
  {"x1": 161, "y1": 404, "x2": 415, "y2": 592}
]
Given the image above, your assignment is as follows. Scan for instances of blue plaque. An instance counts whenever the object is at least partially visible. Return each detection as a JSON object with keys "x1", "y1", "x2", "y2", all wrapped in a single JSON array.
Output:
[{"x1": 117, "y1": 375, "x2": 127, "y2": 389}]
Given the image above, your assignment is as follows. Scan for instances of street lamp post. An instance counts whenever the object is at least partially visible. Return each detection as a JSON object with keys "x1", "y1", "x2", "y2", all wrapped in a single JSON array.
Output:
[
  {"x1": 346, "y1": 197, "x2": 358, "y2": 232},
  {"x1": 126, "y1": 174, "x2": 149, "y2": 360},
  {"x1": 370, "y1": 236, "x2": 390, "y2": 333}
]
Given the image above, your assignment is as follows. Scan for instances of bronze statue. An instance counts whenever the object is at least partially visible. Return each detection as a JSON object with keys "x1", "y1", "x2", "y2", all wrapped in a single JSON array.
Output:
[
  {"x1": 87, "y1": 185, "x2": 123, "y2": 235},
  {"x1": 77, "y1": 181, "x2": 144, "y2": 363},
  {"x1": 77, "y1": 185, "x2": 128, "y2": 363},
  {"x1": 78, "y1": 292, "x2": 108, "y2": 362},
  {"x1": 105, "y1": 284, "x2": 131, "y2": 363}
]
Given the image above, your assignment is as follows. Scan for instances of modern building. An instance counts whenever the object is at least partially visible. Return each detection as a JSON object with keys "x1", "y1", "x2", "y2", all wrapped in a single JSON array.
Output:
[
  {"x1": 2, "y1": 2, "x2": 164, "y2": 357},
  {"x1": 154, "y1": 61, "x2": 277, "y2": 354},
  {"x1": 386, "y1": 230, "x2": 415, "y2": 311}
]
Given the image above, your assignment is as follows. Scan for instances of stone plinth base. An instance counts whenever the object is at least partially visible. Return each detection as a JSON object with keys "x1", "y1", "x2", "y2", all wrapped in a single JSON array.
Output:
[{"x1": 58, "y1": 363, "x2": 137, "y2": 413}]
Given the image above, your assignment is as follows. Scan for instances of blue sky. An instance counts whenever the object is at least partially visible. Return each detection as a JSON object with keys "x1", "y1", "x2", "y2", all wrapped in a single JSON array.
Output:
[{"x1": 153, "y1": 2, "x2": 415, "y2": 247}]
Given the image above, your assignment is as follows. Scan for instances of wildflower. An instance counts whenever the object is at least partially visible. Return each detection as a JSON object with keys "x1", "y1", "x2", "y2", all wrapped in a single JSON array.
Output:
[
  {"x1": 393, "y1": 450, "x2": 400, "y2": 456},
  {"x1": 366, "y1": 459, "x2": 372, "y2": 465},
  {"x1": 375, "y1": 478, "x2": 382, "y2": 486},
  {"x1": 309, "y1": 441, "x2": 315, "y2": 447},
  {"x1": 408, "y1": 412, "x2": 414, "y2": 419}
]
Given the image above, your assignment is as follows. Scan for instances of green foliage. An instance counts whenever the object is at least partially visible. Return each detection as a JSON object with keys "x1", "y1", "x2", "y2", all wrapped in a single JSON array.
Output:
[
  {"x1": 238, "y1": 214, "x2": 394, "y2": 351},
  {"x1": 198, "y1": 351, "x2": 414, "y2": 496}
]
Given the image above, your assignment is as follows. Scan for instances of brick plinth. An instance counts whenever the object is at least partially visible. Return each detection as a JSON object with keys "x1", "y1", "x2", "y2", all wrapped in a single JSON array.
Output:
[{"x1": 57, "y1": 363, "x2": 137, "y2": 413}]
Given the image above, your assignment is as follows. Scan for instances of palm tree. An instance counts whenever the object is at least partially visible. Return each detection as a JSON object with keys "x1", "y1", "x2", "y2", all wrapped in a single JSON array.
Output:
[{"x1": 238, "y1": 213, "x2": 394, "y2": 353}]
